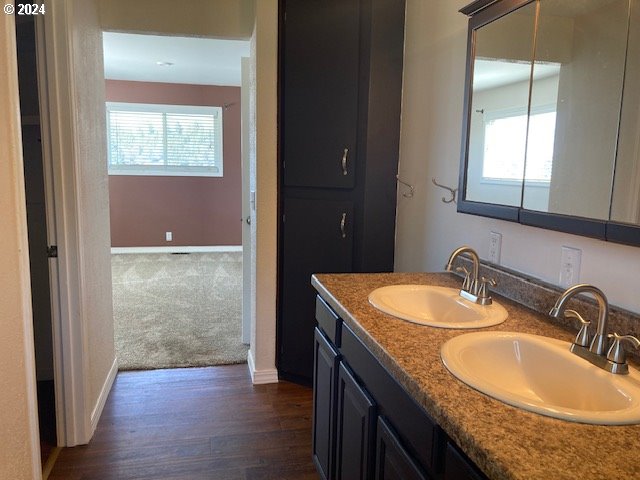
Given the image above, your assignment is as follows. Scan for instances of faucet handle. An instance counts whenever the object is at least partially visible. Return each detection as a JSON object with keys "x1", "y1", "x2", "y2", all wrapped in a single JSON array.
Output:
[
  {"x1": 478, "y1": 277, "x2": 496, "y2": 296},
  {"x1": 564, "y1": 310, "x2": 591, "y2": 347},
  {"x1": 456, "y1": 266, "x2": 472, "y2": 291},
  {"x1": 606, "y1": 333, "x2": 640, "y2": 365}
]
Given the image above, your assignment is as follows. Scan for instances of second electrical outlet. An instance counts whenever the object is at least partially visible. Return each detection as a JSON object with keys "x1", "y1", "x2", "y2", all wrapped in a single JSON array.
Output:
[
  {"x1": 559, "y1": 246, "x2": 581, "y2": 287},
  {"x1": 489, "y1": 231, "x2": 502, "y2": 264}
]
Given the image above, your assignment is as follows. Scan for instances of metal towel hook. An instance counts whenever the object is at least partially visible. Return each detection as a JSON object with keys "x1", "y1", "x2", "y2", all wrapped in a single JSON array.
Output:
[
  {"x1": 396, "y1": 175, "x2": 415, "y2": 198},
  {"x1": 431, "y1": 177, "x2": 457, "y2": 204}
]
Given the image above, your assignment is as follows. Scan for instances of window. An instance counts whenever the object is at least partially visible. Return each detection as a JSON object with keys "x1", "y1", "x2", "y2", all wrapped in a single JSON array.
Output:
[
  {"x1": 482, "y1": 105, "x2": 556, "y2": 183},
  {"x1": 106, "y1": 102, "x2": 223, "y2": 176}
]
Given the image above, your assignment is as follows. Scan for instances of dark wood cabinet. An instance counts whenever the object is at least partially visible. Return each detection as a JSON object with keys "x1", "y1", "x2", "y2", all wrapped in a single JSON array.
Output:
[
  {"x1": 443, "y1": 442, "x2": 486, "y2": 480},
  {"x1": 278, "y1": 0, "x2": 406, "y2": 383},
  {"x1": 335, "y1": 362, "x2": 376, "y2": 479},
  {"x1": 312, "y1": 328, "x2": 341, "y2": 480},
  {"x1": 312, "y1": 295, "x2": 488, "y2": 480},
  {"x1": 375, "y1": 417, "x2": 428, "y2": 480},
  {"x1": 283, "y1": 0, "x2": 360, "y2": 189},
  {"x1": 279, "y1": 198, "x2": 353, "y2": 380}
]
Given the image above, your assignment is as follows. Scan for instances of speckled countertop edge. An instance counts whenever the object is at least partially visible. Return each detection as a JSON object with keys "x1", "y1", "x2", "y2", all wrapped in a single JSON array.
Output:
[{"x1": 312, "y1": 272, "x2": 640, "y2": 480}]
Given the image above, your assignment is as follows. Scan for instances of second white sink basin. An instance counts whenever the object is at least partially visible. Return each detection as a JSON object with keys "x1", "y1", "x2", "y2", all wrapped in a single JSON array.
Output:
[
  {"x1": 368, "y1": 285, "x2": 508, "y2": 329},
  {"x1": 441, "y1": 331, "x2": 640, "y2": 425}
]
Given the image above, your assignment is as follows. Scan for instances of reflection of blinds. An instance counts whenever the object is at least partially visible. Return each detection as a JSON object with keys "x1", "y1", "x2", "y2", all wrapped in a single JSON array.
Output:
[
  {"x1": 482, "y1": 108, "x2": 556, "y2": 182},
  {"x1": 107, "y1": 104, "x2": 223, "y2": 176}
]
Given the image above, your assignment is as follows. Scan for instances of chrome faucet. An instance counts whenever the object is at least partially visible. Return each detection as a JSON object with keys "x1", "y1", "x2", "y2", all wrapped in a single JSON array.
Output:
[
  {"x1": 549, "y1": 284, "x2": 610, "y2": 355},
  {"x1": 445, "y1": 246, "x2": 495, "y2": 305},
  {"x1": 550, "y1": 284, "x2": 640, "y2": 374}
]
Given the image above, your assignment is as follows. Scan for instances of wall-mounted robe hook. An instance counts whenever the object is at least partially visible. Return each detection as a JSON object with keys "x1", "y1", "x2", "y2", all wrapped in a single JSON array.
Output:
[
  {"x1": 432, "y1": 177, "x2": 457, "y2": 204},
  {"x1": 396, "y1": 175, "x2": 415, "y2": 198}
]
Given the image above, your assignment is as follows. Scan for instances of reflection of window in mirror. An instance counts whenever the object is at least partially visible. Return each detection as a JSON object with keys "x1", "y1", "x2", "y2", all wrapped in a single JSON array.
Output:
[{"x1": 483, "y1": 106, "x2": 556, "y2": 184}]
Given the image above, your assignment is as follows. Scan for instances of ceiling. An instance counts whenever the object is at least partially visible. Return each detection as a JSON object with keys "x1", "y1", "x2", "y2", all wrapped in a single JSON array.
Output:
[
  {"x1": 103, "y1": 32, "x2": 250, "y2": 86},
  {"x1": 474, "y1": 59, "x2": 561, "y2": 91}
]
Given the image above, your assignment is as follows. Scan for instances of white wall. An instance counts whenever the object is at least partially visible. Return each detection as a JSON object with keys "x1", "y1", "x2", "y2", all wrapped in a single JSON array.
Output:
[
  {"x1": 395, "y1": 0, "x2": 640, "y2": 314},
  {"x1": 248, "y1": 0, "x2": 278, "y2": 384},
  {"x1": 69, "y1": 0, "x2": 117, "y2": 426},
  {"x1": 99, "y1": 0, "x2": 255, "y2": 39},
  {"x1": 0, "y1": 14, "x2": 42, "y2": 480}
]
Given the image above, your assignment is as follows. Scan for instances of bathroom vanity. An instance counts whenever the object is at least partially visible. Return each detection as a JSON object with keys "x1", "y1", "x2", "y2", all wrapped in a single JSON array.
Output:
[{"x1": 311, "y1": 272, "x2": 640, "y2": 480}]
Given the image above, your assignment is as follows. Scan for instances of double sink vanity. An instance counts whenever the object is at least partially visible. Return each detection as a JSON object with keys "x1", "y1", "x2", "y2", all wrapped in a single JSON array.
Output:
[
  {"x1": 310, "y1": 248, "x2": 640, "y2": 480},
  {"x1": 308, "y1": 0, "x2": 640, "y2": 477}
]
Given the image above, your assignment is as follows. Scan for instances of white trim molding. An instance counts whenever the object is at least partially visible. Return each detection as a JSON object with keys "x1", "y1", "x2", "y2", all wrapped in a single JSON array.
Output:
[
  {"x1": 247, "y1": 350, "x2": 278, "y2": 385},
  {"x1": 111, "y1": 245, "x2": 242, "y2": 254},
  {"x1": 90, "y1": 358, "x2": 118, "y2": 435}
]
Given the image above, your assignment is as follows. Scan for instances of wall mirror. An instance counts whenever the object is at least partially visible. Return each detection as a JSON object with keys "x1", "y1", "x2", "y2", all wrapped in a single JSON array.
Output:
[{"x1": 458, "y1": 0, "x2": 640, "y2": 246}]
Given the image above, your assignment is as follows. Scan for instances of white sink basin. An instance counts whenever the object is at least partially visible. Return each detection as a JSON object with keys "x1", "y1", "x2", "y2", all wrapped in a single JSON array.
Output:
[
  {"x1": 368, "y1": 285, "x2": 508, "y2": 329},
  {"x1": 441, "y1": 331, "x2": 640, "y2": 425}
]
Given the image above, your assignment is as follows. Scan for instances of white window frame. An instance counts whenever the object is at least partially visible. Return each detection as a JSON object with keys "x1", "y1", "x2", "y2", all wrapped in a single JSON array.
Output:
[
  {"x1": 481, "y1": 103, "x2": 556, "y2": 185},
  {"x1": 106, "y1": 102, "x2": 224, "y2": 177}
]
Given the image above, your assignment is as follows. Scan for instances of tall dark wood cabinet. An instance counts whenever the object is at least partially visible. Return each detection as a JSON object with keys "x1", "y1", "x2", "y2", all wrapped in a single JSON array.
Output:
[{"x1": 278, "y1": 0, "x2": 407, "y2": 383}]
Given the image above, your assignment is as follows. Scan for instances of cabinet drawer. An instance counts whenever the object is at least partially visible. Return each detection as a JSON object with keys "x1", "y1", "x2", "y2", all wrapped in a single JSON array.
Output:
[
  {"x1": 316, "y1": 295, "x2": 342, "y2": 346},
  {"x1": 340, "y1": 323, "x2": 439, "y2": 474}
]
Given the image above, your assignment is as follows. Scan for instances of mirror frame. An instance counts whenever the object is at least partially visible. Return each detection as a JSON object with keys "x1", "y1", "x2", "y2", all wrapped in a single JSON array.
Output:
[{"x1": 458, "y1": 0, "x2": 640, "y2": 247}]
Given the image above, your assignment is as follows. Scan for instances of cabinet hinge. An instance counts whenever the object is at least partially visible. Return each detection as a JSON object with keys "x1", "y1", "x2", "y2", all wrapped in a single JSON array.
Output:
[
  {"x1": 282, "y1": 214, "x2": 286, "y2": 223},
  {"x1": 47, "y1": 245, "x2": 58, "y2": 258}
]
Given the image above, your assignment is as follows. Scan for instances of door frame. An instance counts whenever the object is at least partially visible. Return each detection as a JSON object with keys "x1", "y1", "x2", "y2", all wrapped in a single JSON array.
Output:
[{"x1": 35, "y1": 2, "x2": 282, "y2": 450}]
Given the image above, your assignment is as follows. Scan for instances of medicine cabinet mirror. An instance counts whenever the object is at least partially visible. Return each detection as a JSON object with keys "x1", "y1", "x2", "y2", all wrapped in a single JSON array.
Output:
[{"x1": 458, "y1": 0, "x2": 640, "y2": 246}]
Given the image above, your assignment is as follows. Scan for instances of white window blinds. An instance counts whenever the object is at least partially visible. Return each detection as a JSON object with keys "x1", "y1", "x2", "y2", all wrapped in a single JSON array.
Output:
[{"x1": 107, "y1": 103, "x2": 223, "y2": 176}]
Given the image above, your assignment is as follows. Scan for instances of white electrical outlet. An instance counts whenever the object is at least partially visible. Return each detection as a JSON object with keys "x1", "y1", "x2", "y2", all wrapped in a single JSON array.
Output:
[
  {"x1": 165, "y1": 231, "x2": 173, "y2": 242},
  {"x1": 559, "y1": 246, "x2": 581, "y2": 287},
  {"x1": 488, "y1": 231, "x2": 502, "y2": 264}
]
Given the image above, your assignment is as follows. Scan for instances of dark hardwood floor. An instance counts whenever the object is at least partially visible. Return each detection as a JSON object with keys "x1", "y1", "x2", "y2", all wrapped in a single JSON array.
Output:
[{"x1": 49, "y1": 364, "x2": 317, "y2": 480}]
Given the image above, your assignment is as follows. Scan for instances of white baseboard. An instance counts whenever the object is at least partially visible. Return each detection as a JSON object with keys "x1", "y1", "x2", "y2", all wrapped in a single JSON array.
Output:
[
  {"x1": 247, "y1": 350, "x2": 279, "y2": 385},
  {"x1": 111, "y1": 245, "x2": 242, "y2": 254},
  {"x1": 90, "y1": 357, "x2": 118, "y2": 435}
]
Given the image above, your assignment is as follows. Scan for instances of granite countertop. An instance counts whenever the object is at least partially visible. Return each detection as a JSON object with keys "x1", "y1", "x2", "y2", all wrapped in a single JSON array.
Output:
[{"x1": 312, "y1": 272, "x2": 640, "y2": 480}]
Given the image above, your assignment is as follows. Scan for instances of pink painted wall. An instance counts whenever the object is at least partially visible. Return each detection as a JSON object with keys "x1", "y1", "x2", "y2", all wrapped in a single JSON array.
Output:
[{"x1": 106, "y1": 80, "x2": 241, "y2": 247}]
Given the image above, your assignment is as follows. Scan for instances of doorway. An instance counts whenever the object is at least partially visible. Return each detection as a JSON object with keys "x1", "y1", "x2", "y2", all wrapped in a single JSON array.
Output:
[
  {"x1": 20, "y1": 0, "x2": 277, "y2": 453},
  {"x1": 102, "y1": 32, "x2": 251, "y2": 371}
]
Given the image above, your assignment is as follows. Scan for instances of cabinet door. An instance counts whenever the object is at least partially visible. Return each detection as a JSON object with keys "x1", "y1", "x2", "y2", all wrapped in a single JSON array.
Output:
[
  {"x1": 282, "y1": 0, "x2": 360, "y2": 188},
  {"x1": 279, "y1": 197, "x2": 354, "y2": 381},
  {"x1": 335, "y1": 362, "x2": 376, "y2": 480},
  {"x1": 444, "y1": 442, "x2": 487, "y2": 480},
  {"x1": 312, "y1": 328, "x2": 341, "y2": 480},
  {"x1": 376, "y1": 417, "x2": 428, "y2": 480}
]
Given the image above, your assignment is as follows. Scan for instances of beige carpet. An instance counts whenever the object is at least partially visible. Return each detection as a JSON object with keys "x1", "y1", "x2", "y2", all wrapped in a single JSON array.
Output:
[{"x1": 111, "y1": 252, "x2": 248, "y2": 370}]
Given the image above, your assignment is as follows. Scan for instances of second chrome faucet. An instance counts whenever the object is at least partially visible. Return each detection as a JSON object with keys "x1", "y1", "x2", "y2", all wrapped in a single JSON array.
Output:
[{"x1": 550, "y1": 283, "x2": 640, "y2": 374}]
